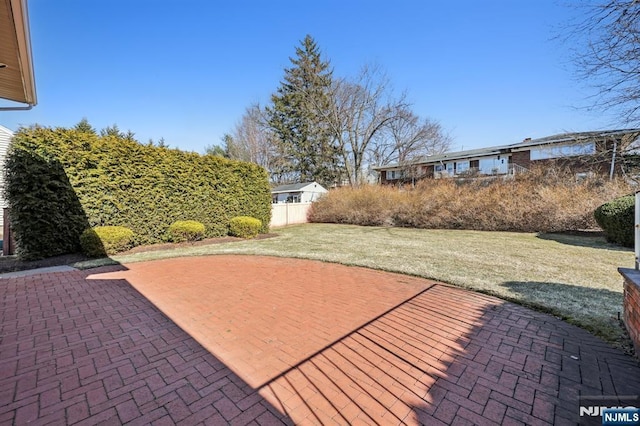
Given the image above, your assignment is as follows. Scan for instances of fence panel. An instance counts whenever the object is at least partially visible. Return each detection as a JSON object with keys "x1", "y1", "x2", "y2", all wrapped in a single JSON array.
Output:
[{"x1": 271, "y1": 203, "x2": 312, "y2": 227}]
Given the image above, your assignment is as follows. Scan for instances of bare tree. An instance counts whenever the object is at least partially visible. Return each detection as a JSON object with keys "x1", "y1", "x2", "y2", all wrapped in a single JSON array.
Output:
[
  {"x1": 369, "y1": 107, "x2": 451, "y2": 167},
  {"x1": 569, "y1": 0, "x2": 640, "y2": 122},
  {"x1": 323, "y1": 64, "x2": 410, "y2": 185},
  {"x1": 226, "y1": 104, "x2": 297, "y2": 184},
  {"x1": 229, "y1": 104, "x2": 268, "y2": 166},
  {"x1": 323, "y1": 64, "x2": 452, "y2": 185}
]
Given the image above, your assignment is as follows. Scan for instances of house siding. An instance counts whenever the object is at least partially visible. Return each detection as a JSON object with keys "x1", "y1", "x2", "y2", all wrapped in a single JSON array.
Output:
[
  {"x1": 528, "y1": 139, "x2": 612, "y2": 175},
  {"x1": 422, "y1": 164, "x2": 434, "y2": 179},
  {"x1": 380, "y1": 165, "x2": 433, "y2": 185},
  {"x1": 511, "y1": 150, "x2": 531, "y2": 169},
  {"x1": 0, "y1": 126, "x2": 13, "y2": 233}
]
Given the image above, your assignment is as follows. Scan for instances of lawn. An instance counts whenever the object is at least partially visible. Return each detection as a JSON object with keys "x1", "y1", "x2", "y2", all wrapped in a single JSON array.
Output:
[{"x1": 76, "y1": 223, "x2": 635, "y2": 348}]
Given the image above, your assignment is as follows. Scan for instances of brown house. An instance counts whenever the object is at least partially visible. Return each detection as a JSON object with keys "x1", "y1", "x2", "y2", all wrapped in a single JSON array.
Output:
[{"x1": 374, "y1": 129, "x2": 640, "y2": 184}]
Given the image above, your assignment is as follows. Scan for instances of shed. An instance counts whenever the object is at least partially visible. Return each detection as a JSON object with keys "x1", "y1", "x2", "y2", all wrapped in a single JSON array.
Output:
[{"x1": 271, "y1": 182, "x2": 328, "y2": 203}]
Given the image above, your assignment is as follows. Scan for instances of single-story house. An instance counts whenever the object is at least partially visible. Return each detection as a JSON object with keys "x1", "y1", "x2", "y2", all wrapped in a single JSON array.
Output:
[
  {"x1": 374, "y1": 129, "x2": 640, "y2": 184},
  {"x1": 271, "y1": 182, "x2": 328, "y2": 203}
]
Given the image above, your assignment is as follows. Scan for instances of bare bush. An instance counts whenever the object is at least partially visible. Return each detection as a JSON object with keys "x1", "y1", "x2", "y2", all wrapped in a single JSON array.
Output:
[
  {"x1": 308, "y1": 168, "x2": 632, "y2": 233},
  {"x1": 307, "y1": 185, "x2": 401, "y2": 226}
]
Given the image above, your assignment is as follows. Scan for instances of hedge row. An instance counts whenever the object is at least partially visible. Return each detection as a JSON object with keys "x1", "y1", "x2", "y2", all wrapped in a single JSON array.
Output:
[{"x1": 5, "y1": 126, "x2": 272, "y2": 259}]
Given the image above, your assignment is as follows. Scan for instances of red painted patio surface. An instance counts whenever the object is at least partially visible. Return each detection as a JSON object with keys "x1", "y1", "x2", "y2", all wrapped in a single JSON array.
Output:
[{"x1": 1, "y1": 254, "x2": 640, "y2": 425}]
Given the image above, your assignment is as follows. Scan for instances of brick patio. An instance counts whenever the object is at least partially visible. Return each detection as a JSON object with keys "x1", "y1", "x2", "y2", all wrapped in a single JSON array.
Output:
[{"x1": 1, "y1": 255, "x2": 640, "y2": 425}]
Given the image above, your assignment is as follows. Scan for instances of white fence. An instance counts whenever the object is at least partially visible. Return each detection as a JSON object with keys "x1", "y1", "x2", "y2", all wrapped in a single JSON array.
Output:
[{"x1": 271, "y1": 202, "x2": 312, "y2": 227}]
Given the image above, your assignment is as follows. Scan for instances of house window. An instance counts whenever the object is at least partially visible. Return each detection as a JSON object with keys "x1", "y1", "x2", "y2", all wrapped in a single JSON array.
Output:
[
  {"x1": 387, "y1": 170, "x2": 402, "y2": 180},
  {"x1": 456, "y1": 161, "x2": 470, "y2": 173},
  {"x1": 434, "y1": 164, "x2": 444, "y2": 172},
  {"x1": 530, "y1": 142, "x2": 596, "y2": 161}
]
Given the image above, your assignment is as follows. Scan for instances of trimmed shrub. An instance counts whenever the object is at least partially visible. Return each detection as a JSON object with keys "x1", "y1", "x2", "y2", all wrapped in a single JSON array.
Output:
[
  {"x1": 594, "y1": 195, "x2": 634, "y2": 247},
  {"x1": 229, "y1": 216, "x2": 262, "y2": 238},
  {"x1": 80, "y1": 226, "x2": 135, "y2": 257},
  {"x1": 168, "y1": 220, "x2": 206, "y2": 242}
]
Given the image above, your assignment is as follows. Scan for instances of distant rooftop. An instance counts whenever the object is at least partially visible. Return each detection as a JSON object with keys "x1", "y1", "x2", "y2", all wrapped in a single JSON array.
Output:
[{"x1": 271, "y1": 182, "x2": 323, "y2": 193}]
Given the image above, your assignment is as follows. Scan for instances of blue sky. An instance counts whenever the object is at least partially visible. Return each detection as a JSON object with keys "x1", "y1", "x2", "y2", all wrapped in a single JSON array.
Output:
[{"x1": 1, "y1": 0, "x2": 615, "y2": 153}]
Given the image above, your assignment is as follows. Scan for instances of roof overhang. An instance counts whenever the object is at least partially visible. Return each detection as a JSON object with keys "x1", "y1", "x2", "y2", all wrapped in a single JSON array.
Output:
[
  {"x1": 271, "y1": 190, "x2": 304, "y2": 195},
  {"x1": 0, "y1": 0, "x2": 36, "y2": 109}
]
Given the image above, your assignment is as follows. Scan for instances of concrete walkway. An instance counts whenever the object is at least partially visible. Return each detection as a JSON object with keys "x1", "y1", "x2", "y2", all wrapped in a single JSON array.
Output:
[{"x1": 1, "y1": 255, "x2": 639, "y2": 425}]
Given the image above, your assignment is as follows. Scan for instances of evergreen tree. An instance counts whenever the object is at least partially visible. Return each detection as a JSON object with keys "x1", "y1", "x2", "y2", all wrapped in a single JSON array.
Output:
[
  {"x1": 124, "y1": 130, "x2": 136, "y2": 141},
  {"x1": 205, "y1": 140, "x2": 229, "y2": 158},
  {"x1": 156, "y1": 137, "x2": 168, "y2": 148},
  {"x1": 100, "y1": 124, "x2": 124, "y2": 138},
  {"x1": 265, "y1": 35, "x2": 339, "y2": 186},
  {"x1": 74, "y1": 118, "x2": 96, "y2": 134}
]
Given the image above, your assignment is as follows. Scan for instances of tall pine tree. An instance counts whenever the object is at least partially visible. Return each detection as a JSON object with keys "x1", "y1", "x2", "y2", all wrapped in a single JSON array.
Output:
[{"x1": 266, "y1": 35, "x2": 339, "y2": 187}]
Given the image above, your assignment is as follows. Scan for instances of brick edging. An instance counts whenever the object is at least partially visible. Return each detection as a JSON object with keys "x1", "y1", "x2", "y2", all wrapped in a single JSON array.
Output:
[{"x1": 619, "y1": 267, "x2": 640, "y2": 357}]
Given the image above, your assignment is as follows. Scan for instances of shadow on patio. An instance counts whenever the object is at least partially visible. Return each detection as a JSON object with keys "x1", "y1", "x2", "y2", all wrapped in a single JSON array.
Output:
[
  {"x1": 86, "y1": 255, "x2": 640, "y2": 424},
  {"x1": 0, "y1": 264, "x2": 291, "y2": 425}
]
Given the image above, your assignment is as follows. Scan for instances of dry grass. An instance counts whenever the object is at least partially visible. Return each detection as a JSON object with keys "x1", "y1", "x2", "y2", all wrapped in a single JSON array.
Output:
[
  {"x1": 75, "y1": 223, "x2": 634, "y2": 349},
  {"x1": 309, "y1": 167, "x2": 632, "y2": 232}
]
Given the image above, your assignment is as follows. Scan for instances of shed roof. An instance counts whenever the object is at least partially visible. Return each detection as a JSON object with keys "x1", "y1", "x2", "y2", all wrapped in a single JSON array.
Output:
[{"x1": 271, "y1": 182, "x2": 325, "y2": 194}]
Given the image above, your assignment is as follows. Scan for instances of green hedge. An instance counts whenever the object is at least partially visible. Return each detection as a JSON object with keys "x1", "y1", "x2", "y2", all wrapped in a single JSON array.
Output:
[
  {"x1": 80, "y1": 226, "x2": 135, "y2": 257},
  {"x1": 168, "y1": 220, "x2": 206, "y2": 242},
  {"x1": 594, "y1": 195, "x2": 634, "y2": 247},
  {"x1": 229, "y1": 216, "x2": 262, "y2": 238},
  {"x1": 5, "y1": 125, "x2": 272, "y2": 259},
  {"x1": 4, "y1": 149, "x2": 90, "y2": 260}
]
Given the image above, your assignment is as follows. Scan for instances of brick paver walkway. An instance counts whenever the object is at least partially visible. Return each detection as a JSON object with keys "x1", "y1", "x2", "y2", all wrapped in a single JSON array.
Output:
[{"x1": 1, "y1": 255, "x2": 640, "y2": 425}]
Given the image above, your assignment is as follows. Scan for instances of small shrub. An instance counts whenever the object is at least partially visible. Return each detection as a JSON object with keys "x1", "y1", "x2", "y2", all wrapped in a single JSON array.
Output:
[
  {"x1": 229, "y1": 216, "x2": 262, "y2": 238},
  {"x1": 80, "y1": 226, "x2": 135, "y2": 257},
  {"x1": 594, "y1": 195, "x2": 635, "y2": 247},
  {"x1": 168, "y1": 220, "x2": 206, "y2": 242}
]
